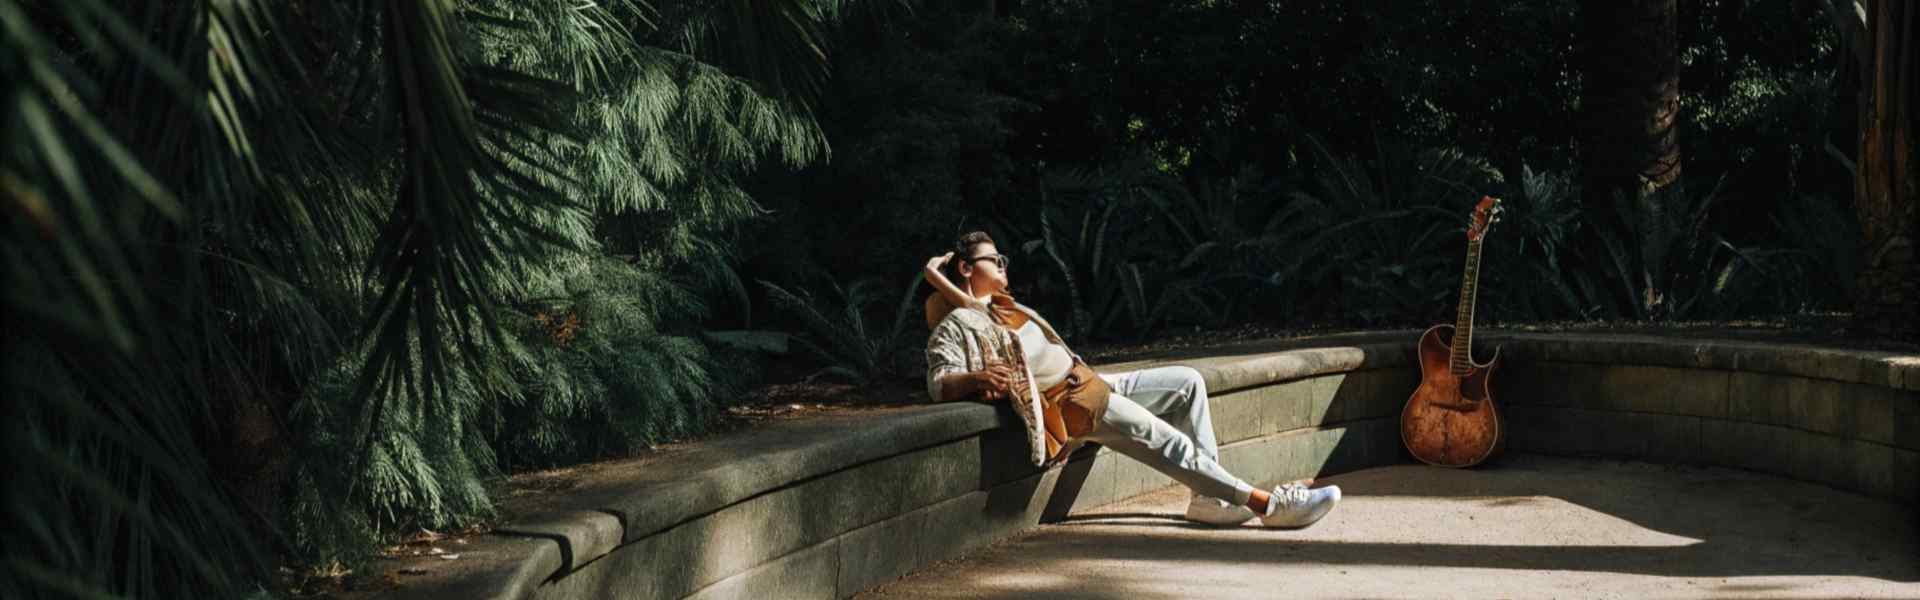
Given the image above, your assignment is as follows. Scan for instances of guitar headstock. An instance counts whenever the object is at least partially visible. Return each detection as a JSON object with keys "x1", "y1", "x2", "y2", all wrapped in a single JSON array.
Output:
[{"x1": 1467, "y1": 196, "x2": 1503, "y2": 242}]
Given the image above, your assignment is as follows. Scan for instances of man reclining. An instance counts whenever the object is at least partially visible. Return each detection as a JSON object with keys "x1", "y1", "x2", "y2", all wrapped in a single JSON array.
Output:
[{"x1": 922, "y1": 231, "x2": 1342, "y2": 528}]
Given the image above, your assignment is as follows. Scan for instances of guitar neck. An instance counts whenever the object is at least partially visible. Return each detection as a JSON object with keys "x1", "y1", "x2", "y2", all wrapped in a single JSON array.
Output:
[{"x1": 1449, "y1": 240, "x2": 1483, "y2": 375}]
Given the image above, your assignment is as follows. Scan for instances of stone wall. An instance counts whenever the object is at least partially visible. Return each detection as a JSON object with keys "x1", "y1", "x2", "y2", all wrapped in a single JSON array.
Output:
[{"x1": 377, "y1": 333, "x2": 1917, "y2": 600}]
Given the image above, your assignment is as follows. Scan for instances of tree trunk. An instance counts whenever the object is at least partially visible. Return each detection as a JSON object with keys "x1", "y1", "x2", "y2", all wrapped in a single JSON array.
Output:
[
  {"x1": 1848, "y1": 0, "x2": 1918, "y2": 341},
  {"x1": 1578, "y1": 0, "x2": 1683, "y2": 317}
]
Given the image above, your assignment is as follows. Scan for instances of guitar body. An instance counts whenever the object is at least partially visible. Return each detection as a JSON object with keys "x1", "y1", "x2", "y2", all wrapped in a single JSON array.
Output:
[{"x1": 1400, "y1": 324, "x2": 1505, "y2": 468}]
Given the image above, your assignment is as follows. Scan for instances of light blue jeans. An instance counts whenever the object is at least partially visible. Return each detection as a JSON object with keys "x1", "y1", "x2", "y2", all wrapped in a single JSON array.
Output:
[{"x1": 1090, "y1": 366, "x2": 1255, "y2": 505}]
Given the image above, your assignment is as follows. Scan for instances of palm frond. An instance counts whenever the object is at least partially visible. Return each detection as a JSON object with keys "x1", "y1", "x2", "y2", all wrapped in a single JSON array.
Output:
[
  {"x1": 760, "y1": 272, "x2": 922, "y2": 385},
  {"x1": 344, "y1": 0, "x2": 584, "y2": 496},
  {"x1": 2, "y1": 1, "x2": 290, "y2": 596}
]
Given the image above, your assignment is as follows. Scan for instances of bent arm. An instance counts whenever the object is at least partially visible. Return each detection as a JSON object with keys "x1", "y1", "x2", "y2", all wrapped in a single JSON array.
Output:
[{"x1": 922, "y1": 257, "x2": 985, "y2": 313}]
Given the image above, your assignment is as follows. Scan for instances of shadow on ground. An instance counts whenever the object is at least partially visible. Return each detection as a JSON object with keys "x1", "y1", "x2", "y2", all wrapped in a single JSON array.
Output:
[{"x1": 859, "y1": 455, "x2": 1920, "y2": 600}]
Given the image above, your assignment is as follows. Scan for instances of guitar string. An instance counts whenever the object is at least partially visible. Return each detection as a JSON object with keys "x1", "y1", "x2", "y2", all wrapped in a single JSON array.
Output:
[{"x1": 1450, "y1": 239, "x2": 1484, "y2": 376}]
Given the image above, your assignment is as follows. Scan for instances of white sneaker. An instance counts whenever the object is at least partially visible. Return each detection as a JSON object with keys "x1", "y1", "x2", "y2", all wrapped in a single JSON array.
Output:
[
  {"x1": 1258, "y1": 482, "x2": 1341, "y2": 529},
  {"x1": 1183, "y1": 495, "x2": 1257, "y2": 526}
]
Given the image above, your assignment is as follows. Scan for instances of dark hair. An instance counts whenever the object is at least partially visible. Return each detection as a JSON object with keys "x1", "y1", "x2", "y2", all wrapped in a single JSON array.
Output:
[{"x1": 949, "y1": 231, "x2": 995, "y2": 281}]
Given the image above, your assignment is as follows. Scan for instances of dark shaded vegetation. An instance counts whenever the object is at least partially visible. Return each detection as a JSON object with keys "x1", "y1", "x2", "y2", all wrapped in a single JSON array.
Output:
[{"x1": 2, "y1": 0, "x2": 1911, "y2": 597}]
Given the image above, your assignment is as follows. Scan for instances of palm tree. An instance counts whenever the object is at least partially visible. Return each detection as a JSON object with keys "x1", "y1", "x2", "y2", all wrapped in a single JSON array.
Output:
[
  {"x1": 1576, "y1": 0, "x2": 1684, "y2": 317},
  {"x1": 2, "y1": 0, "x2": 855, "y2": 596}
]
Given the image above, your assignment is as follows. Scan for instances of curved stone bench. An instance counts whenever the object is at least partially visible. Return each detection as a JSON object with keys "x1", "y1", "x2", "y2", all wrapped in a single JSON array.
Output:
[{"x1": 375, "y1": 332, "x2": 1918, "y2": 600}]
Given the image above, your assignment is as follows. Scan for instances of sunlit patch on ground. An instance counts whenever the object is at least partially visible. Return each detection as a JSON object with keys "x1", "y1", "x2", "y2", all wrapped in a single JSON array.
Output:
[{"x1": 857, "y1": 455, "x2": 1919, "y2": 599}]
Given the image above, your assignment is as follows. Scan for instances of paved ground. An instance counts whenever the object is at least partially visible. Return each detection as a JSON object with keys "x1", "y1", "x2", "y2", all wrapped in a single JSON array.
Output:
[{"x1": 855, "y1": 454, "x2": 1920, "y2": 599}]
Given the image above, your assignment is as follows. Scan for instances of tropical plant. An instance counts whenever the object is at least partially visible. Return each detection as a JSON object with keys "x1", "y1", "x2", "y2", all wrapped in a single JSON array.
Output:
[
  {"x1": 1139, "y1": 164, "x2": 1288, "y2": 328},
  {"x1": 760, "y1": 274, "x2": 926, "y2": 386},
  {"x1": 492, "y1": 256, "x2": 740, "y2": 471},
  {"x1": 2, "y1": 0, "x2": 849, "y2": 594},
  {"x1": 998, "y1": 164, "x2": 1224, "y2": 341},
  {"x1": 1575, "y1": 178, "x2": 1778, "y2": 320},
  {"x1": 1478, "y1": 165, "x2": 1594, "y2": 321},
  {"x1": 1028, "y1": 172, "x2": 1128, "y2": 339},
  {"x1": 3, "y1": 0, "x2": 527, "y2": 594},
  {"x1": 1261, "y1": 136, "x2": 1504, "y2": 325}
]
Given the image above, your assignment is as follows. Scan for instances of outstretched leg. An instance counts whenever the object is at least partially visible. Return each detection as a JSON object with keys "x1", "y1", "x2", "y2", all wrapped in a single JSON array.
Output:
[
  {"x1": 1101, "y1": 366, "x2": 1220, "y2": 463},
  {"x1": 1086, "y1": 392, "x2": 1254, "y2": 507},
  {"x1": 1089, "y1": 376, "x2": 1342, "y2": 529}
]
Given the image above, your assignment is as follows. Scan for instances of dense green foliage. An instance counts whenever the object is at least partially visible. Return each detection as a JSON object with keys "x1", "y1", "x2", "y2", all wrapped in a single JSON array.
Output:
[
  {"x1": 4, "y1": 0, "x2": 836, "y2": 595},
  {"x1": 1, "y1": 0, "x2": 1875, "y2": 597},
  {"x1": 749, "y1": 0, "x2": 1855, "y2": 340}
]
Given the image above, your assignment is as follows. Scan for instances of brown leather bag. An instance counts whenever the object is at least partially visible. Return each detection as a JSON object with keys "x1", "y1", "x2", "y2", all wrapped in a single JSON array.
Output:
[
  {"x1": 926, "y1": 293, "x2": 1104, "y2": 463},
  {"x1": 1043, "y1": 362, "x2": 1106, "y2": 440},
  {"x1": 989, "y1": 296, "x2": 1104, "y2": 455}
]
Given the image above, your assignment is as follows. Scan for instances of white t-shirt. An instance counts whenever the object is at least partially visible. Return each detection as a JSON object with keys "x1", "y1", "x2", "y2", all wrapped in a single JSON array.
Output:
[{"x1": 1016, "y1": 319, "x2": 1074, "y2": 390}]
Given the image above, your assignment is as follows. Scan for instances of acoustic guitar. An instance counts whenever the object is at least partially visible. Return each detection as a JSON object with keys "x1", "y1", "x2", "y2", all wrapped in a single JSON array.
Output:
[{"x1": 1400, "y1": 196, "x2": 1505, "y2": 468}]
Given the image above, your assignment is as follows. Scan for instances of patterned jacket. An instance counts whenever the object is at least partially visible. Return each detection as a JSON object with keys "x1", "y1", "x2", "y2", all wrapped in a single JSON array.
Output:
[{"x1": 924, "y1": 294, "x2": 1082, "y2": 466}]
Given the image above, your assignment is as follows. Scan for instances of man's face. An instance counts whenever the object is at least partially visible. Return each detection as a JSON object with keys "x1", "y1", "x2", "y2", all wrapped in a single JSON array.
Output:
[{"x1": 960, "y1": 242, "x2": 1009, "y2": 291}]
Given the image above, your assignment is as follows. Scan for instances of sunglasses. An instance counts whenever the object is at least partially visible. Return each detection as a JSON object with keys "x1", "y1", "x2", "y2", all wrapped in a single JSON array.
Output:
[{"x1": 965, "y1": 254, "x2": 1009, "y2": 269}]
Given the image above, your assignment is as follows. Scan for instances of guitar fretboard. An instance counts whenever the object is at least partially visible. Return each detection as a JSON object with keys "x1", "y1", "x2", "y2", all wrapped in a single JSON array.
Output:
[{"x1": 1449, "y1": 240, "x2": 1483, "y2": 376}]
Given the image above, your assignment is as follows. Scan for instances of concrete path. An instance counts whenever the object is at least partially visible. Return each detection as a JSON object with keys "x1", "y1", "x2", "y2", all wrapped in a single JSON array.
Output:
[{"x1": 855, "y1": 455, "x2": 1920, "y2": 599}]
